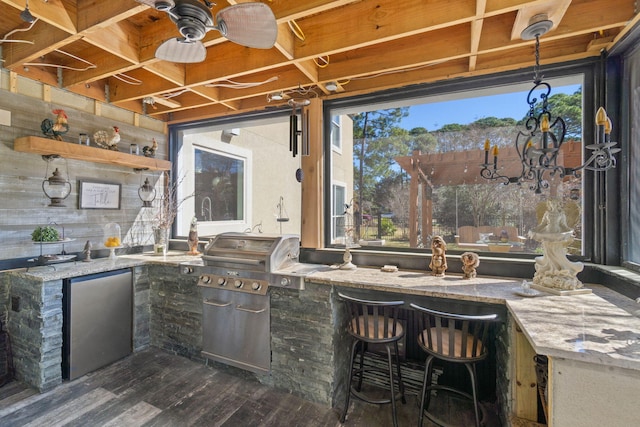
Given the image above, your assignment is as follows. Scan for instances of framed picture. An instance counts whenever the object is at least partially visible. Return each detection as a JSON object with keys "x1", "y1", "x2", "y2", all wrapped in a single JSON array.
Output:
[{"x1": 79, "y1": 180, "x2": 121, "y2": 209}]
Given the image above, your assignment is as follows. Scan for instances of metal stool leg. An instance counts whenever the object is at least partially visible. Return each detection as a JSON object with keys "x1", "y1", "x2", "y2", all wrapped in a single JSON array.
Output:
[
  {"x1": 385, "y1": 344, "x2": 399, "y2": 427},
  {"x1": 393, "y1": 341, "x2": 406, "y2": 404},
  {"x1": 465, "y1": 362, "x2": 481, "y2": 427},
  {"x1": 418, "y1": 355, "x2": 434, "y2": 427},
  {"x1": 341, "y1": 339, "x2": 359, "y2": 423}
]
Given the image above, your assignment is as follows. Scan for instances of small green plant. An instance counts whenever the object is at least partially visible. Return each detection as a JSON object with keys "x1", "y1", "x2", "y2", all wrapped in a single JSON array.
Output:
[{"x1": 31, "y1": 226, "x2": 60, "y2": 242}]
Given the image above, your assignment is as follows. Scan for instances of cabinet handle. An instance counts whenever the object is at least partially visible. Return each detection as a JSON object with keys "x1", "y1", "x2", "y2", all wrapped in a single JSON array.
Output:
[
  {"x1": 235, "y1": 304, "x2": 266, "y2": 314},
  {"x1": 204, "y1": 298, "x2": 231, "y2": 307}
]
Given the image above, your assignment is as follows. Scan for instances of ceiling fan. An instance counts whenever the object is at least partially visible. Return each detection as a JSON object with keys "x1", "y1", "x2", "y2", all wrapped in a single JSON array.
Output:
[{"x1": 136, "y1": 0, "x2": 277, "y2": 63}]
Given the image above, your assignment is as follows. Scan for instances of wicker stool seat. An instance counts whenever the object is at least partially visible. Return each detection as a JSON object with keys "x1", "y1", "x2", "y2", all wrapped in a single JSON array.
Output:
[
  {"x1": 338, "y1": 292, "x2": 406, "y2": 427},
  {"x1": 410, "y1": 303, "x2": 497, "y2": 427}
]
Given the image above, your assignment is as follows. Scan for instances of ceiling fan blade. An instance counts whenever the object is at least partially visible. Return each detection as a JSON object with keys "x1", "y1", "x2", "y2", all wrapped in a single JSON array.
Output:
[
  {"x1": 215, "y1": 3, "x2": 277, "y2": 49},
  {"x1": 155, "y1": 38, "x2": 206, "y2": 63},
  {"x1": 136, "y1": 0, "x2": 175, "y2": 11}
]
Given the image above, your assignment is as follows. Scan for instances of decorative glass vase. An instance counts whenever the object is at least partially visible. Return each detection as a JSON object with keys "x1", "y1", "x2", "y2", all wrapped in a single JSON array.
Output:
[
  {"x1": 104, "y1": 223, "x2": 122, "y2": 259},
  {"x1": 153, "y1": 227, "x2": 170, "y2": 256}
]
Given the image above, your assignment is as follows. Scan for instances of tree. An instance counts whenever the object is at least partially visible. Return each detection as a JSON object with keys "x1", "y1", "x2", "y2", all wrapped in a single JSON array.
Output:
[{"x1": 352, "y1": 108, "x2": 409, "y2": 208}]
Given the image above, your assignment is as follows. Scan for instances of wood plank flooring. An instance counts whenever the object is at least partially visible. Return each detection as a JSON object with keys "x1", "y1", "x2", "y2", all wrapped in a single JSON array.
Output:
[{"x1": 0, "y1": 348, "x2": 501, "y2": 426}]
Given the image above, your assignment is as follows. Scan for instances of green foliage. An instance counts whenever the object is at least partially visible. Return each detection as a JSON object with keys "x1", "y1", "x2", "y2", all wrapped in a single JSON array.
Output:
[
  {"x1": 380, "y1": 217, "x2": 397, "y2": 236},
  {"x1": 31, "y1": 226, "x2": 60, "y2": 242},
  {"x1": 353, "y1": 108, "x2": 410, "y2": 205},
  {"x1": 470, "y1": 117, "x2": 518, "y2": 128}
]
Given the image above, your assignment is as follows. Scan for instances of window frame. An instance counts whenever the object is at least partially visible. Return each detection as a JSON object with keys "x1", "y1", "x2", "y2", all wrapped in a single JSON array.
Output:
[
  {"x1": 322, "y1": 59, "x2": 605, "y2": 261},
  {"x1": 169, "y1": 109, "x2": 292, "y2": 238}
]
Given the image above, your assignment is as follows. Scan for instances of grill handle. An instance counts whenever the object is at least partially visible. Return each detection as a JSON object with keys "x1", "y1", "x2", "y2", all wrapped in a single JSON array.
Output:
[
  {"x1": 204, "y1": 298, "x2": 232, "y2": 307},
  {"x1": 202, "y1": 255, "x2": 264, "y2": 266},
  {"x1": 235, "y1": 304, "x2": 266, "y2": 314}
]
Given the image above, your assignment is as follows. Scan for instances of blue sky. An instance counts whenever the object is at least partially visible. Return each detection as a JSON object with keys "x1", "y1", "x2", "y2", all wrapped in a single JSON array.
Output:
[{"x1": 400, "y1": 84, "x2": 581, "y2": 131}]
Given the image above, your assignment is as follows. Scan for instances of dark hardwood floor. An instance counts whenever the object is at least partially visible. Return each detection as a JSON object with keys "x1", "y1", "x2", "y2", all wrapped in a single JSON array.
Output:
[{"x1": 0, "y1": 348, "x2": 501, "y2": 426}]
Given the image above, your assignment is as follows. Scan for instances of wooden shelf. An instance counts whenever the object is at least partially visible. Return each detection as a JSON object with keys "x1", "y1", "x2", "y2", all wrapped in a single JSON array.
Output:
[{"x1": 14, "y1": 136, "x2": 171, "y2": 171}]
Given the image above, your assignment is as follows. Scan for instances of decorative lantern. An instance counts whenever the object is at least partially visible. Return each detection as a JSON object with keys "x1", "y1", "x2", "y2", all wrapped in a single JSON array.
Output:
[
  {"x1": 138, "y1": 177, "x2": 156, "y2": 207},
  {"x1": 42, "y1": 167, "x2": 71, "y2": 207}
]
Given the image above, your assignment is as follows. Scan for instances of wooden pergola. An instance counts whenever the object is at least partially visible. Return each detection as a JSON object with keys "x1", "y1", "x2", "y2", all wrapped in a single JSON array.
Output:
[{"x1": 395, "y1": 144, "x2": 582, "y2": 247}]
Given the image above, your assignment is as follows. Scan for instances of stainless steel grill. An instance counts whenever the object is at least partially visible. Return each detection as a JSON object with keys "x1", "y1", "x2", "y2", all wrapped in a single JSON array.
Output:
[{"x1": 179, "y1": 232, "x2": 326, "y2": 374}]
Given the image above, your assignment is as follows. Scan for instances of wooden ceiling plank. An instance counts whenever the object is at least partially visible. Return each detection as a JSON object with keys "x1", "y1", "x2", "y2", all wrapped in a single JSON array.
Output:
[
  {"x1": 292, "y1": 0, "x2": 477, "y2": 60},
  {"x1": 63, "y1": 59, "x2": 144, "y2": 88},
  {"x1": 0, "y1": 0, "x2": 76, "y2": 34},
  {"x1": 186, "y1": 44, "x2": 286, "y2": 86},
  {"x1": 270, "y1": 0, "x2": 361, "y2": 22},
  {"x1": 83, "y1": 20, "x2": 140, "y2": 64},
  {"x1": 319, "y1": 26, "x2": 471, "y2": 83},
  {"x1": 144, "y1": 61, "x2": 186, "y2": 87},
  {"x1": 76, "y1": 0, "x2": 147, "y2": 31},
  {"x1": 109, "y1": 68, "x2": 180, "y2": 103},
  {"x1": 190, "y1": 86, "x2": 221, "y2": 102},
  {"x1": 2, "y1": 21, "x2": 80, "y2": 67},
  {"x1": 469, "y1": 0, "x2": 488, "y2": 72},
  {"x1": 275, "y1": 22, "x2": 296, "y2": 61}
]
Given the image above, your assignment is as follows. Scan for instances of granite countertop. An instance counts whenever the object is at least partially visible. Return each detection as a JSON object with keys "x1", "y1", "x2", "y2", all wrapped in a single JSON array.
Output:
[
  {"x1": 5, "y1": 251, "x2": 200, "y2": 281},
  {"x1": 308, "y1": 266, "x2": 640, "y2": 371},
  {"x1": 307, "y1": 265, "x2": 523, "y2": 304}
]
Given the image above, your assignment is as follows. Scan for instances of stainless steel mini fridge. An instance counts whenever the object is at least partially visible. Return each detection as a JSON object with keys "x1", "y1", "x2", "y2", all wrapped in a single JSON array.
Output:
[{"x1": 62, "y1": 268, "x2": 133, "y2": 380}]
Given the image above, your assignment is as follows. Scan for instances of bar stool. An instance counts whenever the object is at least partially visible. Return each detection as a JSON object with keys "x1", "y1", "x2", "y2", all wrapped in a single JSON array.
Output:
[
  {"x1": 338, "y1": 292, "x2": 406, "y2": 427},
  {"x1": 410, "y1": 303, "x2": 497, "y2": 427}
]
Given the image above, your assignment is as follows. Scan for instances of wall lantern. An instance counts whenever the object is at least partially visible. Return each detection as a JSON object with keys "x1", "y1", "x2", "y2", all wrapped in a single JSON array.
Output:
[
  {"x1": 42, "y1": 157, "x2": 71, "y2": 207},
  {"x1": 138, "y1": 177, "x2": 157, "y2": 207}
]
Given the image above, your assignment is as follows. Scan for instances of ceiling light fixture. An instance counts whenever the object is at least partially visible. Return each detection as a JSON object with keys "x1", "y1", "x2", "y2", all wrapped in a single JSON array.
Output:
[
  {"x1": 325, "y1": 81, "x2": 338, "y2": 92},
  {"x1": 268, "y1": 92, "x2": 284, "y2": 101},
  {"x1": 20, "y1": 0, "x2": 35, "y2": 23},
  {"x1": 480, "y1": 14, "x2": 619, "y2": 193}
]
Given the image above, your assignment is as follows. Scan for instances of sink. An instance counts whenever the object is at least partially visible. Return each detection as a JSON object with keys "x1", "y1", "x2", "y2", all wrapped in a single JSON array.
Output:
[{"x1": 28, "y1": 254, "x2": 77, "y2": 265}]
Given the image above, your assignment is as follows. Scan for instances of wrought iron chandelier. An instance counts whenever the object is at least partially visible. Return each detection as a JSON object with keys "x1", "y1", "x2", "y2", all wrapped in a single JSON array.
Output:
[{"x1": 480, "y1": 14, "x2": 620, "y2": 193}]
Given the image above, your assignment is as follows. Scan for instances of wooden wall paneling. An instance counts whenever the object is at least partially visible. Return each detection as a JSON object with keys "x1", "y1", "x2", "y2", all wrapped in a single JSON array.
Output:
[{"x1": 0, "y1": 78, "x2": 166, "y2": 262}]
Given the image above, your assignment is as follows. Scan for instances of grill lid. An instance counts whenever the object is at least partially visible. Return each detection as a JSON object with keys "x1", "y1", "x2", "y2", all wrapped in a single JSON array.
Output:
[{"x1": 202, "y1": 232, "x2": 300, "y2": 272}]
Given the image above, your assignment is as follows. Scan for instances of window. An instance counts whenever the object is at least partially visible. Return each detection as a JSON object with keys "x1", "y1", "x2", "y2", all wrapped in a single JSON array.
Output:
[
  {"x1": 326, "y1": 71, "x2": 591, "y2": 258},
  {"x1": 330, "y1": 115, "x2": 342, "y2": 151},
  {"x1": 331, "y1": 183, "x2": 347, "y2": 243},
  {"x1": 624, "y1": 43, "x2": 640, "y2": 269},
  {"x1": 172, "y1": 112, "x2": 302, "y2": 238}
]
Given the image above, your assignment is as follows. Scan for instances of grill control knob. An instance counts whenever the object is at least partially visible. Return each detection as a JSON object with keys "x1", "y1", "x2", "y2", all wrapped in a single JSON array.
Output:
[
  {"x1": 280, "y1": 277, "x2": 290, "y2": 287},
  {"x1": 234, "y1": 279, "x2": 243, "y2": 289},
  {"x1": 217, "y1": 277, "x2": 226, "y2": 286},
  {"x1": 251, "y1": 282, "x2": 261, "y2": 291},
  {"x1": 200, "y1": 275, "x2": 212, "y2": 284},
  {"x1": 182, "y1": 266, "x2": 194, "y2": 274}
]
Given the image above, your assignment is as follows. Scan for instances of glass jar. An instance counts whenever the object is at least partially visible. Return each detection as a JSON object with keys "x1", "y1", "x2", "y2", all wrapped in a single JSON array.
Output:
[{"x1": 104, "y1": 223, "x2": 122, "y2": 258}]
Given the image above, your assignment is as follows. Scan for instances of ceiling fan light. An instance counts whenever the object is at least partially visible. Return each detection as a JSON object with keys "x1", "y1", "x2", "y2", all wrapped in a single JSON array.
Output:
[{"x1": 155, "y1": 38, "x2": 206, "y2": 63}]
